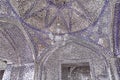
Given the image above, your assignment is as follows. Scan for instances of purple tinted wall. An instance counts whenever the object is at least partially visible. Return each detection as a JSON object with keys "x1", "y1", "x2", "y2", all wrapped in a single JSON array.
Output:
[{"x1": 114, "y1": 3, "x2": 120, "y2": 56}]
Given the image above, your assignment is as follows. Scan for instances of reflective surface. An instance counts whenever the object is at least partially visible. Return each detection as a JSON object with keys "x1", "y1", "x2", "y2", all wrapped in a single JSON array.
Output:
[{"x1": 62, "y1": 64, "x2": 91, "y2": 80}]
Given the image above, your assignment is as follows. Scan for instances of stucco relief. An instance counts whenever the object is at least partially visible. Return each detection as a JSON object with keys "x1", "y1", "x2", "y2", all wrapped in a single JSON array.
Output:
[{"x1": 0, "y1": 0, "x2": 119, "y2": 80}]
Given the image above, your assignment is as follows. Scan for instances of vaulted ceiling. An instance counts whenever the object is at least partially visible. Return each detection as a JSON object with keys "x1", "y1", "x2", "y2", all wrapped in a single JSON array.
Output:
[{"x1": 0, "y1": 0, "x2": 115, "y2": 65}]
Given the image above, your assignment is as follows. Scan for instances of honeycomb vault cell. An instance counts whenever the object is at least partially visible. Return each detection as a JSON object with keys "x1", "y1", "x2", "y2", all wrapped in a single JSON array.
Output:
[
  {"x1": 9, "y1": 0, "x2": 105, "y2": 34},
  {"x1": 62, "y1": 63, "x2": 91, "y2": 80}
]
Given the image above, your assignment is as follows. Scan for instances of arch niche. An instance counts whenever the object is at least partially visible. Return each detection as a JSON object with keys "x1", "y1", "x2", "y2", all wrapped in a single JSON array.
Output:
[{"x1": 40, "y1": 38, "x2": 112, "y2": 80}]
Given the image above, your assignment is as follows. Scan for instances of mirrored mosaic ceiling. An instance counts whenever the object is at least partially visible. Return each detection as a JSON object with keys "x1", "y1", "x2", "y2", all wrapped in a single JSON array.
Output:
[
  {"x1": 7, "y1": 0, "x2": 110, "y2": 46},
  {"x1": 0, "y1": 0, "x2": 113, "y2": 65},
  {"x1": 9, "y1": 0, "x2": 106, "y2": 34},
  {"x1": 10, "y1": 0, "x2": 105, "y2": 33},
  {"x1": 1, "y1": 0, "x2": 120, "y2": 80}
]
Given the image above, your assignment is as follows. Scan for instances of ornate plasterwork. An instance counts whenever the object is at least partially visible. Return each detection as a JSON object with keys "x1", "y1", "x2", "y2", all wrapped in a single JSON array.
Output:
[{"x1": 0, "y1": 0, "x2": 119, "y2": 80}]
